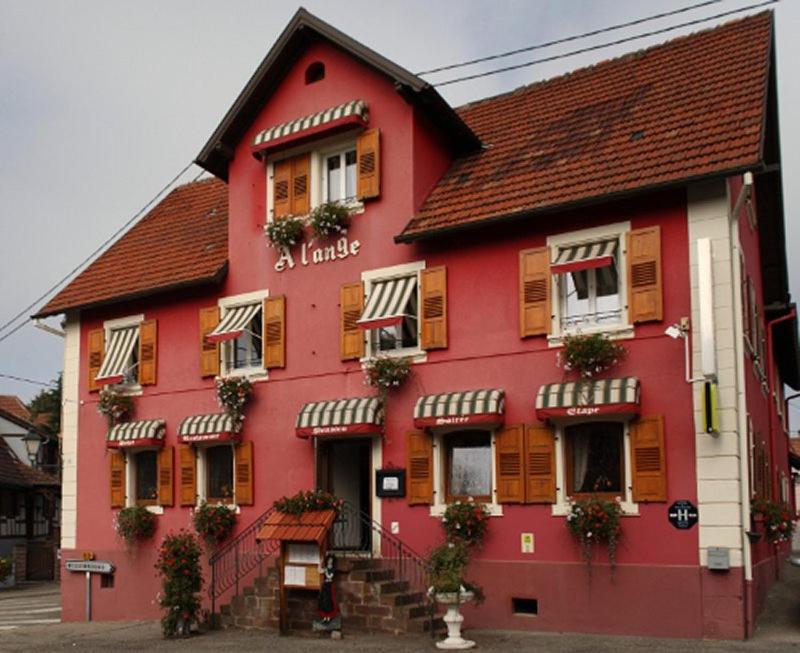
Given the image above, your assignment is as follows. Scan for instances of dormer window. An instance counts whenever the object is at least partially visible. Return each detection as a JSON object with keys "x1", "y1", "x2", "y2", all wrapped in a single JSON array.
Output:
[{"x1": 305, "y1": 61, "x2": 325, "y2": 84}]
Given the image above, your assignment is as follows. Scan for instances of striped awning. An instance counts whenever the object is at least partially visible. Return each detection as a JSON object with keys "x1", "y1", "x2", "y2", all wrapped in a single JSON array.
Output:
[
  {"x1": 106, "y1": 419, "x2": 165, "y2": 449},
  {"x1": 96, "y1": 326, "x2": 139, "y2": 386},
  {"x1": 178, "y1": 413, "x2": 238, "y2": 444},
  {"x1": 357, "y1": 276, "x2": 417, "y2": 330},
  {"x1": 535, "y1": 377, "x2": 640, "y2": 420},
  {"x1": 551, "y1": 240, "x2": 618, "y2": 274},
  {"x1": 295, "y1": 397, "x2": 383, "y2": 439},
  {"x1": 413, "y1": 389, "x2": 505, "y2": 428},
  {"x1": 206, "y1": 303, "x2": 260, "y2": 343},
  {"x1": 252, "y1": 100, "x2": 368, "y2": 150}
]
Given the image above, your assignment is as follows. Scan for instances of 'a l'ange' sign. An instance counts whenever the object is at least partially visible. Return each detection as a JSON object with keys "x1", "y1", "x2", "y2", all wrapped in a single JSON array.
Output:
[{"x1": 275, "y1": 236, "x2": 361, "y2": 272}]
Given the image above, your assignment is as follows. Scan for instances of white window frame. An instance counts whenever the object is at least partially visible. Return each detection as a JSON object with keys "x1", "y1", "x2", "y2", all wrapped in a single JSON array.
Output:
[
  {"x1": 550, "y1": 417, "x2": 638, "y2": 516},
  {"x1": 195, "y1": 442, "x2": 241, "y2": 512},
  {"x1": 124, "y1": 447, "x2": 164, "y2": 514},
  {"x1": 361, "y1": 260, "x2": 427, "y2": 362},
  {"x1": 547, "y1": 221, "x2": 632, "y2": 344},
  {"x1": 319, "y1": 142, "x2": 360, "y2": 209},
  {"x1": 218, "y1": 289, "x2": 269, "y2": 380},
  {"x1": 103, "y1": 314, "x2": 144, "y2": 395},
  {"x1": 429, "y1": 425, "x2": 503, "y2": 518}
]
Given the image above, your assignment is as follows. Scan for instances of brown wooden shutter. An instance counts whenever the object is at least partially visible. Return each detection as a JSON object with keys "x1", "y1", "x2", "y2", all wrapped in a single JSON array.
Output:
[
  {"x1": 235, "y1": 441, "x2": 254, "y2": 506},
  {"x1": 420, "y1": 266, "x2": 447, "y2": 350},
  {"x1": 495, "y1": 424, "x2": 525, "y2": 504},
  {"x1": 406, "y1": 430, "x2": 433, "y2": 505},
  {"x1": 356, "y1": 129, "x2": 380, "y2": 200},
  {"x1": 88, "y1": 328, "x2": 105, "y2": 392},
  {"x1": 290, "y1": 154, "x2": 311, "y2": 216},
  {"x1": 138, "y1": 319, "x2": 157, "y2": 386},
  {"x1": 178, "y1": 445, "x2": 197, "y2": 507},
  {"x1": 630, "y1": 415, "x2": 667, "y2": 502},
  {"x1": 519, "y1": 247, "x2": 551, "y2": 337},
  {"x1": 157, "y1": 446, "x2": 173, "y2": 507},
  {"x1": 199, "y1": 306, "x2": 220, "y2": 378},
  {"x1": 340, "y1": 282, "x2": 365, "y2": 361},
  {"x1": 109, "y1": 451, "x2": 126, "y2": 509},
  {"x1": 524, "y1": 424, "x2": 556, "y2": 503},
  {"x1": 263, "y1": 296, "x2": 285, "y2": 369},
  {"x1": 273, "y1": 158, "x2": 292, "y2": 219},
  {"x1": 627, "y1": 226, "x2": 663, "y2": 323}
]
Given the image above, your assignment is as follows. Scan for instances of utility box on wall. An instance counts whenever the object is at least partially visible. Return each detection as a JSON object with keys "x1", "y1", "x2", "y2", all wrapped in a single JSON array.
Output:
[{"x1": 707, "y1": 547, "x2": 730, "y2": 571}]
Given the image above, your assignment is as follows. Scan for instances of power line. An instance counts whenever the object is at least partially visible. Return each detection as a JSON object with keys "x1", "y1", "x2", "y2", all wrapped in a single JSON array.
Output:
[
  {"x1": 434, "y1": 0, "x2": 779, "y2": 87},
  {"x1": 0, "y1": 373, "x2": 58, "y2": 388},
  {"x1": 418, "y1": 0, "x2": 725, "y2": 76},
  {"x1": 0, "y1": 161, "x2": 197, "y2": 343}
]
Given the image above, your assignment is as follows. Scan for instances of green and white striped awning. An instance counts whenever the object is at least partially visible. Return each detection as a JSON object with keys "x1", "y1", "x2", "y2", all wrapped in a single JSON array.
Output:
[
  {"x1": 96, "y1": 325, "x2": 139, "y2": 386},
  {"x1": 551, "y1": 239, "x2": 618, "y2": 274},
  {"x1": 357, "y1": 276, "x2": 417, "y2": 330},
  {"x1": 295, "y1": 396, "x2": 383, "y2": 438},
  {"x1": 414, "y1": 389, "x2": 505, "y2": 428},
  {"x1": 206, "y1": 303, "x2": 260, "y2": 343},
  {"x1": 106, "y1": 419, "x2": 165, "y2": 449},
  {"x1": 252, "y1": 100, "x2": 368, "y2": 149},
  {"x1": 178, "y1": 413, "x2": 237, "y2": 443},
  {"x1": 535, "y1": 377, "x2": 640, "y2": 420}
]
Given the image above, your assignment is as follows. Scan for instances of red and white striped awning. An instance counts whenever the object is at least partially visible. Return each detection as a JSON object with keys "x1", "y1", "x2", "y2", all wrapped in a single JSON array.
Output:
[
  {"x1": 551, "y1": 240, "x2": 618, "y2": 274},
  {"x1": 295, "y1": 397, "x2": 383, "y2": 439},
  {"x1": 106, "y1": 419, "x2": 165, "y2": 449},
  {"x1": 413, "y1": 389, "x2": 505, "y2": 428},
  {"x1": 357, "y1": 276, "x2": 417, "y2": 330},
  {"x1": 535, "y1": 377, "x2": 640, "y2": 420},
  {"x1": 178, "y1": 413, "x2": 238, "y2": 444},
  {"x1": 206, "y1": 304, "x2": 260, "y2": 343},
  {"x1": 95, "y1": 325, "x2": 139, "y2": 386}
]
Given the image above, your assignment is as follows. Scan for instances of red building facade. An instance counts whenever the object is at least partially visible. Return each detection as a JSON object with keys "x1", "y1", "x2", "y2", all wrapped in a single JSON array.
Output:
[{"x1": 38, "y1": 10, "x2": 798, "y2": 639}]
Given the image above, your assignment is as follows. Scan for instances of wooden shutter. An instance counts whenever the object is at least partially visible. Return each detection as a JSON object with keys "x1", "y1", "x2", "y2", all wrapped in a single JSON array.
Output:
[
  {"x1": 524, "y1": 424, "x2": 556, "y2": 503},
  {"x1": 264, "y1": 296, "x2": 285, "y2": 369},
  {"x1": 356, "y1": 129, "x2": 380, "y2": 200},
  {"x1": 406, "y1": 430, "x2": 433, "y2": 505},
  {"x1": 420, "y1": 266, "x2": 448, "y2": 350},
  {"x1": 495, "y1": 424, "x2": 525, "y2": 503},
  {"x1": 627, "y1": 226, "x2": 663, "y2": 323},
  {"x1": 157, "y1": 446, "x2": 173, "y2": 507},
  {"x1": 291, "y1": 154, "x2": 311, "y2": 216},
  {"x1": 235, "y1": 441, "x2": 254, "y2": 506},
  {"x1": 519, "y1": 247, "x2": 551, "y2": 337},
  {"x1": 340, "y1": 282, "x2": 365, "y2": 361},
  {"x1": 88, "y1": 328, "x2": 105, "y2": 392},
  {"x1": 199, "y1": 306, "x2": 220, "y2": 378},
  {"x1": 138, "y1": 319, "x2": 157, "y2": 386},
  {"x1": 109, "y1": 451, "x2": 126, "y2": 509},
  {"x1": 630, "y1": 415, "x2": 667, "y2": 502},
  {"x1": 178, "y1": 445, "x2": 197, "y2": 507},
  {"x1": 273, "y1": 158, "x2": 292, "y2": 219}
]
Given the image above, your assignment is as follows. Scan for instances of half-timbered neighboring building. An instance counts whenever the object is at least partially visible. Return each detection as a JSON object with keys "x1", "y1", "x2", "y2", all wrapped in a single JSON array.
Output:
[{"x1": 36, "y1": 9, "x2": 798, "y2": 639}]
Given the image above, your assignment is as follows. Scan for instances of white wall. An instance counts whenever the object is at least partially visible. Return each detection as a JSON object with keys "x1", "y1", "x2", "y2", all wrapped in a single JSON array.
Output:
[{"x1": 60, "y1": 315, "x2": 80, "y2": 549}]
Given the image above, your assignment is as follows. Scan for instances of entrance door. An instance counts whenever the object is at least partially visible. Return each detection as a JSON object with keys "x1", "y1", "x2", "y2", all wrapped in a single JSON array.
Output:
[{"x1": 317, "y1": 438, "x2": 371, "y2": 551}]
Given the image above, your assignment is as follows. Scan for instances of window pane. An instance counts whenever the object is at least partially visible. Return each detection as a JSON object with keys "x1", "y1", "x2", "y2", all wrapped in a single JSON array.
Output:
[
  {"x1": 563, "y1": 270, "x2": 590, "y2": 328},
  {"x1": 447, "y1": 431, "x2": 491, "y2": 498},
  {"x1": 207, "y1": 446, "x2": 233, "y2": 500},
  {"x1": 345, "y1": 150, "x2": 357, "y2": 200},
  {"x1": 566, "y1": 422, "x2": 623, "y2": 494},
  {"x1": 135, "y1": 451, "x2": 158, "y2": 502},
  {"x1": 327, "y1": 155, "x2": 342, "y2": 202},
  {"x1": 232, "y1": 310, "x2": 263, "y2": 369},
  {"x1": 121, "y1": 335, "x2": 139, "y2": 385}
]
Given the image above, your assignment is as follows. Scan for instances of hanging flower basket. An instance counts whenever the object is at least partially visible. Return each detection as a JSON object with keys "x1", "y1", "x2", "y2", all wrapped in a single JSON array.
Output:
[
  {"x1": 442, "y1": 500, "x2": 490, "y2": 549},
  {"x1": 115, "y1": 506, "x2": 157, "y2": 545},
  {"x1": 751, "y1": 498, "x2": 796, "y2": 545},
  {"x1": 98, "y1": 387, "x2": 134, "y2": 427},
  {"x1": 272, "y1": 489, "x2": 344, "y2": 516},
  {"x1": 265, "y1": 216, "x2": 305, "y2": 249},
  {"x1": 215, "y1": 376, "x2": 252, "y2": 432},
  {"x1": 562, "y1": 332, "x2": 626, "y2": 379},
  {"x1": 192, "y1": 502, "x2": 236, "y2": 545},
  {"x1": 364, "y1": 356, "x2": 412, "y2": 393},
  {"x1": 308, "y1": 201, "x2": 352, "y2": 239},
  {"x1": 565, "y1": 496, "x2": 622, "y2": 572}
]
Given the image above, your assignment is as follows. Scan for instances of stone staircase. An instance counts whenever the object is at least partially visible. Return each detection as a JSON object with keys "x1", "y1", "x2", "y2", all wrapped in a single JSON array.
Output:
[{"x1": 220, "y1": 557, "x2": 441, "y2": 635}]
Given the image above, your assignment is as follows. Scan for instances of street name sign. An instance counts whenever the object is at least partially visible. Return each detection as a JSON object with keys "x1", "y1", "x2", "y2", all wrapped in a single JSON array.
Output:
[{"x1": 65, "y1": 560, "x2": 114, "y2": 574}]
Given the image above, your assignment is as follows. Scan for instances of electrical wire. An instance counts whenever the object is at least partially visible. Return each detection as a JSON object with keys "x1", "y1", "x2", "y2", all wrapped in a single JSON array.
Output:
[
  {"x1": 434, "y1": 0, "x2": 779, "y2": 87},
  {"x1": 0, "y1": 373, "x2": 58, "y2": 388},
  {"x1": 418, "y1": 0, "x2": 725, "y2": 75}
]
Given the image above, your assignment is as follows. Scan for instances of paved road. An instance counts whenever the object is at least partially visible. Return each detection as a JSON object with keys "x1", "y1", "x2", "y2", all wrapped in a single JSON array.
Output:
[{"x1": 0, "y1": 583, "x2": 60, "y2": 631}]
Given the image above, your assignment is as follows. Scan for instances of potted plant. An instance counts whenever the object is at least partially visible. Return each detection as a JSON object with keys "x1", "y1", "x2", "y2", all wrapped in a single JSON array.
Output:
[
  {"x1": 97, "y1": 387, "x2": 134, "y2": 427},
  {"x1": 565, "y1": 496, "x2": 622, "y2": 574},
  {"x1": 215, "y1": 376, "x2": 252, "y2": 432},
  {"x1": 308, "y1": 201, "x2": 351, "y2": 239},
  {"x1": 272, "y1": 489, "x2": 343, "y2": 515},
  {"x1": 155, "y1": 530, "x2": 203, "y2": 638},
  {"x1": 363, "y1": 356, "x2": 411, "y2": 395},
  {"x1": 192, "y1": 502, "x2": 236, "y2": 546},
  {"x1": 115, "y1": 506, "x2": 157, "y2": 545},
  {"x1": 562, "y1": 332, "x2": 626, "y2": 379},
  {"x1": 751, "y1": 498, "x2": 796, "y2": 545},
  {"x1": 265, "y1": 216, "x2": 305, "y2": 249}
]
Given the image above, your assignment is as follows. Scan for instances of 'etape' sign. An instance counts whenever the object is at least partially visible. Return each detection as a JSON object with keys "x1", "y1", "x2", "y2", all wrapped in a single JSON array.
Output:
[{"x1": 668, "y1": 501, "x2": 698, "y2": 530}]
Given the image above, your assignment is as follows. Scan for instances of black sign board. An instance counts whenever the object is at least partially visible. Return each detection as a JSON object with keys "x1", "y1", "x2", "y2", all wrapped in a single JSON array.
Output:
[
  {"x1": 376, "y1": 469, "x2": 405, "y2": 498},
  {"x1": 668, "y1": 500, "x2": 698, "y2": 530}
]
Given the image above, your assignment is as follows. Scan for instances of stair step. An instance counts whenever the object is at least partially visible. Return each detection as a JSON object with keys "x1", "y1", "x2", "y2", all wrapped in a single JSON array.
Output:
[
  {"x1": 350, "y1": 568, "x2": 394, "y2": 582},
  {"x1": 380, "y1": 591, "x2": 425, "y2": 606},
  {"x1": 376, "y1": 579, "x2": 409, "y2": 594}
]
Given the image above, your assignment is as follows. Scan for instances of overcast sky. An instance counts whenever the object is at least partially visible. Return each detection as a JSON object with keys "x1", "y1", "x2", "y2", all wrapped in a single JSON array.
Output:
[{"x1": 1, "y1": 0, "x2": 798, "y2": 409}]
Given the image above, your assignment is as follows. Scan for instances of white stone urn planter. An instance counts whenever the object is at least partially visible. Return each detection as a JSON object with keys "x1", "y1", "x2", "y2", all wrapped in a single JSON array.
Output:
[{"x1": 433, "y1": 590, "x2": 475, "y2": 650}]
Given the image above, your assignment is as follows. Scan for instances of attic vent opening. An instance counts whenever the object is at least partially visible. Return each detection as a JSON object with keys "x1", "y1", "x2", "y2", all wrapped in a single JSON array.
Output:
[{"x1": 305, "y1": 62, "x2": 325, "y2": 85}]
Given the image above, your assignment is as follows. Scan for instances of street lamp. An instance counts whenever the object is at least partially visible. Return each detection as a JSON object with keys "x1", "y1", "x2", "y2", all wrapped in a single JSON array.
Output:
[{"x1": 22, "y1": 431, "x2": 41, "y2": 467}]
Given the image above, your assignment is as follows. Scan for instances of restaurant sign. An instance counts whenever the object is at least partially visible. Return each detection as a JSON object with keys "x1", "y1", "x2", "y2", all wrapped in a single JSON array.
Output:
[{"x1": 275, "y1": 236, "x2": 361, "y2": 272}]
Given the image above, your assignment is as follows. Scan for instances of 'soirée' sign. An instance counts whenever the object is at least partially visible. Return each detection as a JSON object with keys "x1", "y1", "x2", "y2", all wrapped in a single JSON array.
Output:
[{"x1": 275, "y1": 236, "x2": 361, "y2": 272}]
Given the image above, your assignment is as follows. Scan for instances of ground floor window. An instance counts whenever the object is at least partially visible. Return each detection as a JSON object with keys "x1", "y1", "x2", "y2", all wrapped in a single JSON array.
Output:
[
  {"x1": 206, "y1": 445, "x2": 234, "y2": 504},
  {"x1": 564, "y1": 422, "x2": 624, "y2": 498},
  {"x1": 134, "y1": 450, "x2": 158, "y2": 506},
  {"x1": 444, "y1": 430, "x2": 492, "y2": 503}
]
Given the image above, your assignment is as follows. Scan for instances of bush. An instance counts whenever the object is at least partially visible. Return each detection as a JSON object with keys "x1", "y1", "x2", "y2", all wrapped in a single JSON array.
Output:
[
  {"x1": 0, "y1": 557, "x2": 11, "y2": 583},
  {"x1": 265, "y1": 216, "x2": 305, "y2": 249},
  {"x1": 308, "y1": 201, "x2": 351, "y2": 238},
  {"x1": 272, "y1": 489, "x2": 343, "y2": 515},
  {"x1": 565, "y1": 497, "x2": 622, "y2": 571},
  {"x1": 193, "y1": 503, "x2": 236, "y2": 545},
  {"x1": 155, "y1": 531, "x2": 203, "y2": 638},
  {"x1": 442, "y1": 500, "x2": 490, "y2": 548},
  {"x1": 116, "y1": 506, "x2": 156, "y2": 545}
]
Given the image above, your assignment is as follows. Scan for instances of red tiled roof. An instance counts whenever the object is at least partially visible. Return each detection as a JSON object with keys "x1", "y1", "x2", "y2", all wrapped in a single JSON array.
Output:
[
  {"x1": 0, "y1": 396, "x2": 30, "y2": 422},
  {"x1": 35, "y1": 178, "x2": 229, "y2": 317},
  {"x1": 398, "y1": 12, "x2": 773, "y2": 241},
  {"x1": 0, "y1": 438, "x2": 30, "y2": 488},
  {"x1": 256, "y1": 509, "x2": 336, "y2": 544}
]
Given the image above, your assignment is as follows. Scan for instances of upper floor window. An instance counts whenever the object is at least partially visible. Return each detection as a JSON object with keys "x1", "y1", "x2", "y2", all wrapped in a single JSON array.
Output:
[
  {"x1": 324, "y1": 146, "x2": 357, "y2": 204},
  {"x1": 227, "y1": 306, "x2": 264, "y2": 372},
  {"x1": 89, "y1": 314, "x2": 157, "y2": 392}
]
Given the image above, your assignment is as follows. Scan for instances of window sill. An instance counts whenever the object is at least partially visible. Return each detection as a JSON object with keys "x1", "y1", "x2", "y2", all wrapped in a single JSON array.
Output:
[
  {"x1": 362, "y1": 349, "x2": 427, "y2": 365},
  {"x1": 429, "y1": 503, "x2": 503, "y2": 518},
  {"x1": 144, "y1": 506, "x2": 164, "y2": 515},
  {"x1": 198, "y1": 502, "x2": 240, "y2": 514},
  {"x1": 111, "y1": 384, "x2": 143, "y2": 397},
  {"x1": 550, "y1": 500, "x2": 639, "y2": 517},
  {"x1": 219, "y1": 369, "x2": 268, "y2": 383},
  {"x1": 548, "y1": 324, "x2": 634, "y2": 348}
]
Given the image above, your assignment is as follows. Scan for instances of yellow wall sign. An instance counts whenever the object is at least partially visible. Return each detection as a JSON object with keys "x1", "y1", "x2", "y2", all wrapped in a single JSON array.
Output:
[
  {"x1": 701, "y1": 381, "x2": 718, "y2": 434},
  {"x1": 81, "y1": 551, "x2": 95, "y2": 561},
  {"x1": 521, "y1": 533, "x2": 535, "y2": 554}
]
